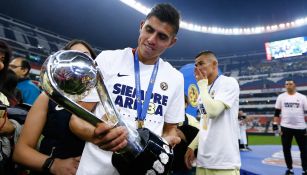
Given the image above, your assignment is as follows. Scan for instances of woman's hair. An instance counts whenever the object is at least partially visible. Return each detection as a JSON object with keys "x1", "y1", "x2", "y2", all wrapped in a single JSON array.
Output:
[
  {"x1": 63, "y1": 39, "x2": 97, "y2": 59},
  {"x1": 1, "y1": 69, "x2": 23, "y2": 105},
  {"x1": 0, "y1": 40, "x2": 12, "y2": 88}
]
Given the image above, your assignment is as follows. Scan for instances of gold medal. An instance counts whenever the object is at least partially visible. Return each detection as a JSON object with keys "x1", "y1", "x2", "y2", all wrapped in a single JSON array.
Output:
[{"x1": 137, "y1": 120, "x2": 144, "y2": 128}]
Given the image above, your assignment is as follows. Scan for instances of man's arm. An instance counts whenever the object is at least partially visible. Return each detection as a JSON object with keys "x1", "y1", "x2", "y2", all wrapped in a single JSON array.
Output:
[
  {"x1": 69, "y1": 102, "x2": 97, "y2": 141},
  {"x1": 69, "y1": 102, "x2": 128, "y2": 152},
  {"x1": 272, "y1": 108, "x2": 281, "y2": 131},
  {"x1": 197, "y1": 79, "x2": 226, "y2": 118}
]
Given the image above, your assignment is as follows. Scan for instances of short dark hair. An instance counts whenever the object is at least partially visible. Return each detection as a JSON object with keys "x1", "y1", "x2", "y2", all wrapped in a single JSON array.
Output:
[
  {"x1": 285, "y1": 78, "x2": 295, "y2": 84},
  {"x1": 19, "y1": 58, "x2": 31, "y2": 76},
  {"x1": 63, "y1": 39, "x2": 97, "y2": 59},
  {"x1": 195, "y1": 50, "x2": 216, "y2": 59},
  {"x1": 0, "y1": 39, "x2": 12, "y2": 86},
  {"x1": 146, "y1": 3, "x2": 180, "y2": 34}
]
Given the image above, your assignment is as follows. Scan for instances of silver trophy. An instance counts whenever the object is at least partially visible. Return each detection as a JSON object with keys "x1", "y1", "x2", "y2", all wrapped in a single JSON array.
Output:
[{"x1": 40, "y1": 50, "x2": 174, "y2": 175}]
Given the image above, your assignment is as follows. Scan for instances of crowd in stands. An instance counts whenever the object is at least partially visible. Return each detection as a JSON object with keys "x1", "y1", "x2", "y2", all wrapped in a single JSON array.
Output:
[{"x1": 219, "y1": 54, "x2": 307, "y2": 77}]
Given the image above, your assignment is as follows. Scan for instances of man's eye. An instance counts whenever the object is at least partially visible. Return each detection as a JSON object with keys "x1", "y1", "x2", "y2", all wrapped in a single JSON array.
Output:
[
  {"x1": 159, "y1": 35, "x2": 167, "y2": 40},
  {"x1": 146, "y1": 27, "x2": 154, "y2": 33}
]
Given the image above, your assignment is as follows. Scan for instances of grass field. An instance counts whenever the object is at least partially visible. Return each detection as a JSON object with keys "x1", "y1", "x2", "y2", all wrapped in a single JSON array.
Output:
[{"x1": 248, "y1": 135, "x2": 297, "y2": 145}]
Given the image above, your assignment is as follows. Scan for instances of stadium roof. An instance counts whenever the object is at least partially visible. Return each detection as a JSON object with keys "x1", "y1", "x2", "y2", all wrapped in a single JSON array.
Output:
[{"x1": 0, "y1": 0, "x2": 307, "y2": 58}]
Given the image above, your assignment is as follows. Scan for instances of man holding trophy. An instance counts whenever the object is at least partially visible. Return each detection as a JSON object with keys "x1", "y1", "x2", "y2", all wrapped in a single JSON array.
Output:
[{"x1": 65, "y1": 3, "x2": 184, "y2": 175}]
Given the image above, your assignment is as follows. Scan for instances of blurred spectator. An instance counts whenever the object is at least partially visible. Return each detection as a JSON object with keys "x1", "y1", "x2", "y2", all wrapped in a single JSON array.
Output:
[
  {"x1": 238, "y1": 110, "x2": 251, "y2": 151},
  {"x1": 13, "y1": 39, "x2": 96, "y2": 175},
  {"x1": 9, "y1": 57, "x2": 40, "y2": 105},
  {"x1": 1, "y1": 69, "x2": 23, "y2": 106},
  {"x1": 0, "y1": 39, "x2": 22, "y2": 174}
]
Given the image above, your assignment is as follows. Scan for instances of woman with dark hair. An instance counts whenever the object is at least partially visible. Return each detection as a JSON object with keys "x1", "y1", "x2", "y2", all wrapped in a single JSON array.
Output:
[
  {"x1": 0, "y1": 39, "x2": 12, "y2": 88},
  {"x1": 13, "y1": 39, "x2": 96, "y2": 175},
  {"x1": 63, "y1": 39, "x2": 97, "y2": 59},
  {"x1": 1, "y1": 69, "x2": 23, "y2": 106},
  {"x1": 0, "y1": 39, "x2": 20, "y2": 174}
]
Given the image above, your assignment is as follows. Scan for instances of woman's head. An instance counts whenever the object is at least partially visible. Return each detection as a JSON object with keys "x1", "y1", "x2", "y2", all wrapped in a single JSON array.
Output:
[
  {"x1": 63, "y1": 39, "x2": 97, "y2": 59},
  {"x1": 0, "y1": 40, "x2": 12, "y2": 84}
]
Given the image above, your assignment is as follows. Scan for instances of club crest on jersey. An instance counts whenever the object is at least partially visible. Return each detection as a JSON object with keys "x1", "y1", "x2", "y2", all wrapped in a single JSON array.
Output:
[
  {"x1": 188, "y1": 84, "x2": 198, "y2": 107},
  {"x1": 160, "y1": 82, "x2": 168, "y2": 91}
]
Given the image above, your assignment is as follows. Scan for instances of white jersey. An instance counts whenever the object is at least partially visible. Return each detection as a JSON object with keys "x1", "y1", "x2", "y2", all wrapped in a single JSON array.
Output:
[
  {"x1": 197, "y1": 75, "x2": 241, "y2": 169},
  {"x1": 77, "y1": 48, "x2": 185, "y2": 175},
  {"x1": 275, "y1": 92, "x2": 307, "y2": 129},
  {"x1": 239, "y1": 121, "x2": 247, "y2": 145}
]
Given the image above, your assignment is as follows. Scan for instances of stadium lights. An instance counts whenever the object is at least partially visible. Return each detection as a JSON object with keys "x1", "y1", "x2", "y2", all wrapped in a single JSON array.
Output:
[{"x1": 120, "y1": 0, "x2": 307, "y2": 35}]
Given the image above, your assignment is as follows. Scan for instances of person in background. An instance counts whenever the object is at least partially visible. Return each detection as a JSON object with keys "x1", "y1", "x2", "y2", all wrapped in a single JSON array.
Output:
[
  {"x1": 185, "y1": 50, "x2": 241, "y2": 175},
  {"x1": 69, "y1": 3, "x2": 184, "y2": 175},
  {"x1": 9, "y1": 57, "x2": 40, "y2": 105},
  {"x1": 0, "y1": 39, "x2": 22, "y2": 174},
  {"x1": 1, "y1": 69, "x2": 23, "y2": 106},
  {"x1": 171, "y1": 95, "x2": 199, "y2": 175},
  {"x1": 13, "y1": 39, "x2": 97, "y2": 175},
  {"x1": 238, "y1": 109, "x2": 251, "y2": 151},
  {"x1": 272, "y1": 79, "x2": 307, "y2": 175}
]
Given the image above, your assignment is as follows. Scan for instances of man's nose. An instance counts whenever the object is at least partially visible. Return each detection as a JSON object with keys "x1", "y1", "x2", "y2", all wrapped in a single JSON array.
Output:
[{"x1": 147, "y1": 33, "x2": 157, "y2": 44}]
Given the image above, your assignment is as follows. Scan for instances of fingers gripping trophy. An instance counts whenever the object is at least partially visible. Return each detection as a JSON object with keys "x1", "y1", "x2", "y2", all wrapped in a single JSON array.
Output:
[{"x1": 40, "y1": 50, "x2": 173, "y2": 175}]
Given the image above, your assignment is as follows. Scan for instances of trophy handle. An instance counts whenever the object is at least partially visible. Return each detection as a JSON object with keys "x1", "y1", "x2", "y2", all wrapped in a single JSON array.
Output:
[{"x1": 95, "y1": 68, "x2": 120, "y2": 127}]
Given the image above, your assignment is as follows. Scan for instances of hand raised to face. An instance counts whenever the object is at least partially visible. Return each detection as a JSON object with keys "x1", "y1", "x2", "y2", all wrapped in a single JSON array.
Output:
[{"x1": 194, "y1": 66, "x2": 207, "y2": 82}]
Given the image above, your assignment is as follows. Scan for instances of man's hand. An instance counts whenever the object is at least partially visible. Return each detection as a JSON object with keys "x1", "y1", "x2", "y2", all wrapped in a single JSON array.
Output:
[
  {"x1": 194, "y1": 67, "x2": 207, "y2": 82},
  {"x1": 163, "y1": 135, "x2": 181, "y2": 147},
  {"x1": 272, "y1": 122, "x2": 279, "y2": 131},
  {"x1": 184, "y1": 147, "x2": 196, "y2": 169},
  {"x1": 92, "y1": 123, "x2": 128, "y2": 152}
]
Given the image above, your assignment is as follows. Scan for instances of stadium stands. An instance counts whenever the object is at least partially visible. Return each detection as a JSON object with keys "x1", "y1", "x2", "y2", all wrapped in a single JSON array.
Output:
[
  {"x1": 0, "y1": 13, "x2": 102, "y2": 78},
  {"x1": 1, "y1": 12, "x2": 305, "y2": 134}
]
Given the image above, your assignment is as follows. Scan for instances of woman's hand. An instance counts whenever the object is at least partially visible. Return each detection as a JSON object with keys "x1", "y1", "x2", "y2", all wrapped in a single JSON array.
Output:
[{"x1": 50, "y1": 156, "x2": 80, "y2": 175}]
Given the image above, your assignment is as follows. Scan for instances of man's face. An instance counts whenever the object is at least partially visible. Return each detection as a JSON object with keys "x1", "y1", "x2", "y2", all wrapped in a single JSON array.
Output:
[
  {"x1": 137, "y1": 16, "x2": 177, "y2": 64},
  {"x1": 195, "y1": 54, "x2": 216, "y2": 78},
  {"x1": 285, "y1": 80, "x2": 296, "y2": 92},
  {"x1": 9, "y1": 58, "x2": 27, "y2": 78}
]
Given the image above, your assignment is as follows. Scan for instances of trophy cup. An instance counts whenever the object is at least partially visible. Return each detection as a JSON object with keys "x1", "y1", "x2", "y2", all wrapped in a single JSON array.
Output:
[{"x1": 40, "y1": 50, "x2": 174, "y2": 175}]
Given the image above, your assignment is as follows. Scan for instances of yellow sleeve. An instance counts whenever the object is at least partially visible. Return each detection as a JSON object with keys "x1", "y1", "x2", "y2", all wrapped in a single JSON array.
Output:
[
  {"x1": 188, "y1": 132, "x2": 199, "y2": 151},
  {"x1": 197, "y1": 79, "x2": 226, "y2": 119}
]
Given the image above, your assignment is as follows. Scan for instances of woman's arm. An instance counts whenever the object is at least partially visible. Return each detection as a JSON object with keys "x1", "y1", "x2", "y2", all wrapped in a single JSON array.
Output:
[{"x1": 13, "y1": 92, "x2": 50, "y2": 171}]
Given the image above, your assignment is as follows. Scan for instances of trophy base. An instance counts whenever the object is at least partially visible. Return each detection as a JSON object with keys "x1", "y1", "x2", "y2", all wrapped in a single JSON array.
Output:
[{"x1": 112, "y1": 128, "x2": 174, "y2": 175}]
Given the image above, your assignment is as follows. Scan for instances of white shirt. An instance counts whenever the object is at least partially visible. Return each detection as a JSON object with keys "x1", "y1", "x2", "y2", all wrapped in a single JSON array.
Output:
[
  {"x1": 275, "y1": 92, "x2": 307, "y2": 129},
  {"x1": 197, "y1": 75, "x2": 241, "y2": 169},
  {"x1": 77, "y1": 48, "x2": 185, "y2": 175}
]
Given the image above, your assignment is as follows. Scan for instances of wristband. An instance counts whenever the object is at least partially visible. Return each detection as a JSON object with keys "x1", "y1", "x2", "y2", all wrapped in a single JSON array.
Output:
[{"x1": 42, "y1": 157, "x2": 55, "y2": 173}]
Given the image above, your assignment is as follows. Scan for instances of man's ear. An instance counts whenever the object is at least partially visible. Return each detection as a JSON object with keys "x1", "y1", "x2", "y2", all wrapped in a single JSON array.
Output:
[
  {"x1": 21, "y1": 67, "x2": 29, "y2": 76},
  {"x1": 139, "y1": 20, "x2": 145, "y2": 32},
  {"x1": 168, "y1": 37, "x2": 177, "y2": 48}
]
